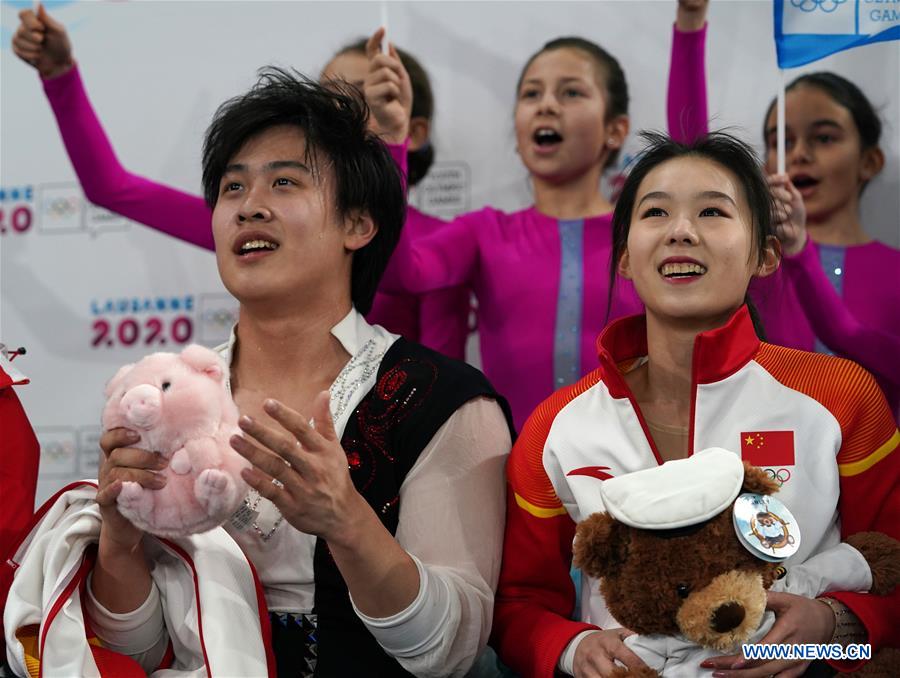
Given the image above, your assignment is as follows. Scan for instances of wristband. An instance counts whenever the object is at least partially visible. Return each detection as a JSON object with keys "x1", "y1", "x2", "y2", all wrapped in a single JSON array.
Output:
[{"x1": 817, "y1": 597, "x2": 867, "y2": 646}]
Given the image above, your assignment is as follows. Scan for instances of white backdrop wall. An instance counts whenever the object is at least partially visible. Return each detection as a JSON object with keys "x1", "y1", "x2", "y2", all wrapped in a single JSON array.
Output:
[{"x1": 1, "y1": 0, "x2": 898, "y2": 505}]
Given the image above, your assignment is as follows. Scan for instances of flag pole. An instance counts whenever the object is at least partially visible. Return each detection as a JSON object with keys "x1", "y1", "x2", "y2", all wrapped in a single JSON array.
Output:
[
  {"x1": 777, "y1": 68, "x2": 786, "y2": 174},
  {"x1": 380, "y1": 1, "x2": 389, "y2": 55}
]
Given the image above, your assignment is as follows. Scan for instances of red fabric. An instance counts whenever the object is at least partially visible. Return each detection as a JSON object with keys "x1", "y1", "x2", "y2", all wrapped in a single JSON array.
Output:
[
  {"x1": 247, "y1": 558, "x2": 277, "y2": 677},
  {"x1": 826, "y1": 429, "x2": 900, "y2": 671},
  {"x1": 491, "y1": 371, "x2": 605, "y2": 676},
  {"x1": 740, "y1": 430, "x2": 796, "y2": 467},
  {"x1": 755, "y1": 347, "x2": 899, "y2": 670},
  {"x1": 0, "y1": 366, "x2": 39, "y2": 661},
  {"x1": 2, "y1": 483, "x2": 100, "y2": 671},
  {"x1": 0, "y1": 368, "x2": 39, "y2": 557},
  {"x1": 78, "y1": 547, "x2": 148, "y2": 678}
]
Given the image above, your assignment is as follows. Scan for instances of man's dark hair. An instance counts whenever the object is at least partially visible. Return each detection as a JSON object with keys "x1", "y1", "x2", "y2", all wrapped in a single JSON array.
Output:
[
  {"x1": 202, "y1": 67, "x2": 406, "y2": 315},
  {"x1": 336, "y1": 39, "x2": 435, "y2": 186}
]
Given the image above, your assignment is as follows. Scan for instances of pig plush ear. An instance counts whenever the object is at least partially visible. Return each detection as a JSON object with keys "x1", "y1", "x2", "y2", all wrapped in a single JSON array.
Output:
[
  {"x1": 180, "y1": 344, "x2": 226, "y2": 381},
  {"x1": 741, "y1": 461, "x2": 780, "y2": 496},
  {"x1": 104, "y1": 363, "x2": 135, "y2": 398},
  {"x1": 573, "y1": 512, "x2": 629, "y2": 580}
]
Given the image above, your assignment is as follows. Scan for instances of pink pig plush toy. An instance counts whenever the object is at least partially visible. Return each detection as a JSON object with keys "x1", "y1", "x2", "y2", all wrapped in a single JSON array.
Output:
[{"x1": 101, "y1": 344, "x2": 250, "y2": 537}]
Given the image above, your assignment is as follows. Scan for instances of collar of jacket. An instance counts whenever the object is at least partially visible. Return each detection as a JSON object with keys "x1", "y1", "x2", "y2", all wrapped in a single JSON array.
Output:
[{"x1": 595, "y1": 304, "x2": 760, "y2": 399}]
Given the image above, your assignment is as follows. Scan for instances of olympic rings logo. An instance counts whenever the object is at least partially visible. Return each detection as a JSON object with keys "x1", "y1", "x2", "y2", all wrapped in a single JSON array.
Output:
[
  {"x1": 791, "y1": 0, "x2": 847, "y2": 13},
  {"x1": 203, "y1": 308, "x2": 238, "y2": 327},
  {"x1": 43, "y1": 196, "x2": 79, "y2": 217},
  {"x1": 42, "y1": 439, "x2": 76, "y2": 462},
  {"x1": 764, "y1": 468, "x2": 792, "y2": 486}
]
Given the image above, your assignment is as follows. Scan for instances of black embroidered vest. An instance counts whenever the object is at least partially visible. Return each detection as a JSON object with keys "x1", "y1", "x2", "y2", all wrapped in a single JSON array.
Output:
[{"x1": 273, "y1": 338, "x2": 512, "y2": 677}]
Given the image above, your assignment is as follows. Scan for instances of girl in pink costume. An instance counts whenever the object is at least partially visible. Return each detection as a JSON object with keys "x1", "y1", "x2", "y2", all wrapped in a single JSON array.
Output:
[
  {"x1": 371, "y1": 1, "x2": 711, "y2": 429},
  {"x1": 11, "y1": 5, "x2": 469, "y2": 360},
  {"x1": 757, "y1": 73, "x2": 900, "y2": 417}
]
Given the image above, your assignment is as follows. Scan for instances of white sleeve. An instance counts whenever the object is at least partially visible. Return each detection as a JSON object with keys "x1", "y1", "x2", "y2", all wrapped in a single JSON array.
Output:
[
  {"x1": 84, "y1": 574, "x2": 169, "y2": 672},
  {"x1": 770, "y1": 543, "x2": 872, "y2": 598},
  {"x1": 352, "y1": 397, "x2": 511, "y2": 678},
  {"x1": 623, "y1": 634, "x2": 669, "y2": 674},
  {"x1": 558, "y1": 630, "x2": 601, "y2": 675},
  {"x1": 560, "y1": 632, "x2": 669, "y2": 676}
]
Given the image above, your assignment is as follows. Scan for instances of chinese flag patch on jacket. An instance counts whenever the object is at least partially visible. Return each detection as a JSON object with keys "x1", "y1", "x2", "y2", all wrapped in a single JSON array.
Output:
[{"x1": 741, "y1": 430, "x2": 795, "y2": 466}]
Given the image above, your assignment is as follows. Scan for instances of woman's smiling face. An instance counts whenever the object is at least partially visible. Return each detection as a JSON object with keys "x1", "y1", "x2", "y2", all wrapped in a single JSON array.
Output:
[{"x1": 618, "y1": 155, "x2": 776, "y2": 326}]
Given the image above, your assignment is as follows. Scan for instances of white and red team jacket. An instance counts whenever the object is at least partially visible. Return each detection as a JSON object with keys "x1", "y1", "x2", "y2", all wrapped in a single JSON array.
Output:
[
  {"x1": 3, "y1": 482, "x2": 276, "y2": 677},
  {"x1": 492, "y1": 307, "x2": 899, "y2": 677}
]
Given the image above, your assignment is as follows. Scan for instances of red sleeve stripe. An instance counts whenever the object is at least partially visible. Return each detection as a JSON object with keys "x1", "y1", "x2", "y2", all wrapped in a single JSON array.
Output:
[{"x1": 754, "y1": 344, "x2": 897, "y2": 469}]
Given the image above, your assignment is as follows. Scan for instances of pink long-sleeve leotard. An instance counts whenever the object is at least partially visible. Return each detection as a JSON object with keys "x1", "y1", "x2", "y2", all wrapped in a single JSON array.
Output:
[
  {"x1": 752, "y1": 238, "x2": 900, "y2": 417},
  {"x1": 379, "y1": 26, "x2": 709, "y2": 429}
]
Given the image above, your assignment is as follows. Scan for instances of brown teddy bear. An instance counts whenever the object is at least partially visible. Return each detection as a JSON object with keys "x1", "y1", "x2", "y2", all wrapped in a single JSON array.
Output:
[{"x1": 573, "y1": 448, "x2": 899, "y2": 677}]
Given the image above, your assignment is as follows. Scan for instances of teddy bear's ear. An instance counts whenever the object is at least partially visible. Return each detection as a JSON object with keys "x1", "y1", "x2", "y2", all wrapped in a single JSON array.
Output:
[
  {"x1": 180, "y1": 344, "x2": 225, "y2": 381},
  {"x1": 104, "y1": 363, "x2": 135, "y2": 398},
  {"x1": 573, "y1": 512, "x2": 628, "y2": 580},
  {"x1": 741, "y1": 461, "x2": 780, "y2": 495}
]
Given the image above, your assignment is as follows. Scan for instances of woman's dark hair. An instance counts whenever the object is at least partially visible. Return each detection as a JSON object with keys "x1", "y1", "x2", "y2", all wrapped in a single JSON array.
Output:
[
  {"x1": 201, "y1": 66, "x2": 406, "y2": 315},
  {"x1": 764, "y1": 71, "x2": 882, "y2": 151},
  {"x1": 335, "y1": 39, "x2": 435, "y2": 186},
  {"x1": 517, "y1": 37, "x2": 629, "y2": 170},
  {"x1": 609, "y1": 131, "x2": 777, "y2": 337}
]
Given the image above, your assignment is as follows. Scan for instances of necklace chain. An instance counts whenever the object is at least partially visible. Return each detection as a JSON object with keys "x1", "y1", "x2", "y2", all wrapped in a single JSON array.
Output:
[{"x1": 241, "y1": 338, "x2": 386, "y2": 542}]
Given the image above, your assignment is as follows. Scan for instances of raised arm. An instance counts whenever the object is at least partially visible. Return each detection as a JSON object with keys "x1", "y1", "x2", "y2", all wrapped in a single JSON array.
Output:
[
  {"x1": 416, "y1": 276, "x2": 471, "y2": 361},
  {"x1": 13, "y1": 5, "x2": 214, "y2": 251},
  {"x1": 668, "y1": 0, "x2": 709, "y2": 142},
  {"x1": 364, "y1": 29, "x2": 481, "y2": 296},
  {"x1": 769, "y1": 175, "x2": 900, "y2": 388},
  {"x1": 783, "y1": 241, "x2": 900, "y2": 386}
]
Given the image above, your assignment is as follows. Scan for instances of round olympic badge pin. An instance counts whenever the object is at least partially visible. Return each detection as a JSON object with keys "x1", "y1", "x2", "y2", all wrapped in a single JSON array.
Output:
[{"x1": 732, "y1": 493, "x2": 800, "y2": 562}]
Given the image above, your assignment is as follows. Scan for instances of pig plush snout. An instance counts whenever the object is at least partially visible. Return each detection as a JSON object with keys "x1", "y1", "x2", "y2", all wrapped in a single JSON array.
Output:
[{"x1": 121, "y1": 384, "x2": 163, "y2": 429}]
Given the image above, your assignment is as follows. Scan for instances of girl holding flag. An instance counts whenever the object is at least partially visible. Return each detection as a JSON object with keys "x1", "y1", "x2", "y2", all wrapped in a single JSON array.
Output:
[
  {"x1": 756, "y1": 73, "x2": 900, "y2": 418},
  {"x1": 321, "y1": 37, "x2": 472, "y2": 361}
]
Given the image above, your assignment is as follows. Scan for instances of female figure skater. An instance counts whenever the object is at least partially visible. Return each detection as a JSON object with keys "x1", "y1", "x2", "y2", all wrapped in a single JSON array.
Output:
[{"x1": 491, "y1": 131, "x2": 899, "y2": 677}]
